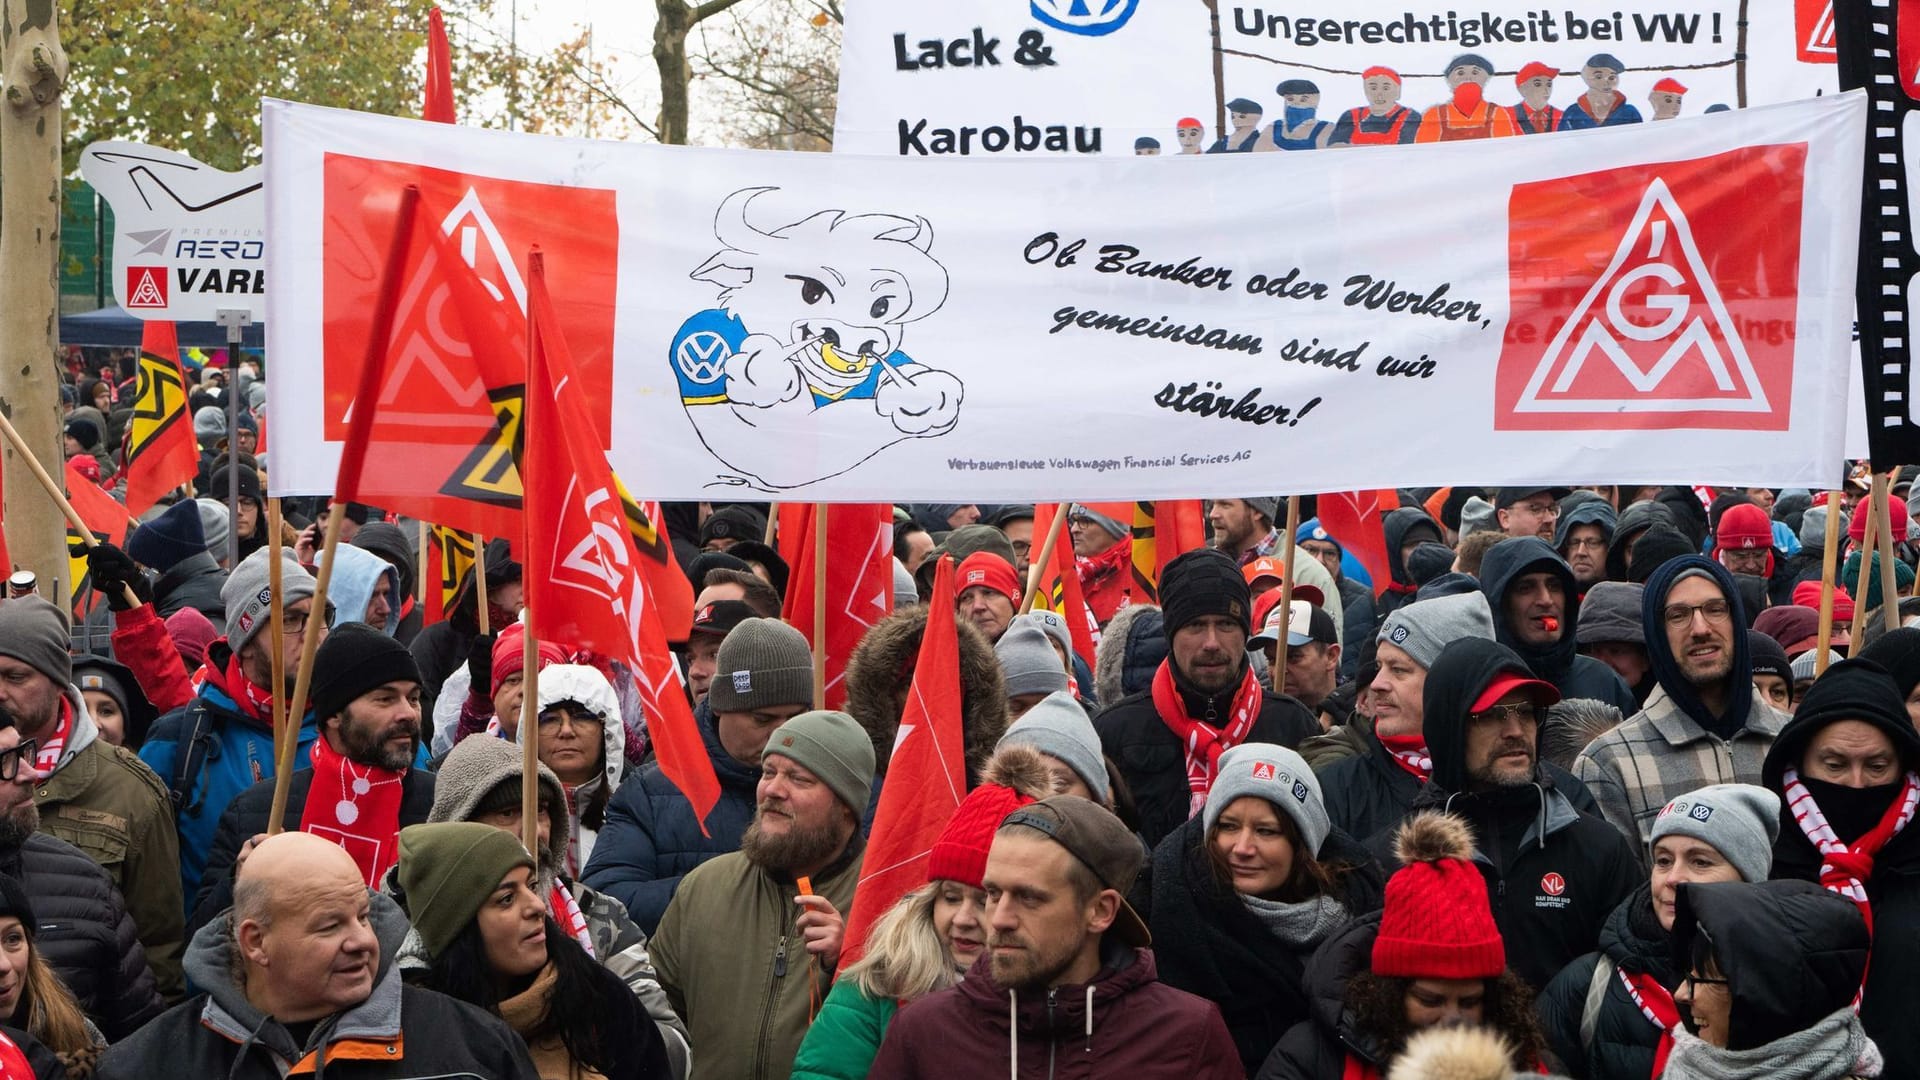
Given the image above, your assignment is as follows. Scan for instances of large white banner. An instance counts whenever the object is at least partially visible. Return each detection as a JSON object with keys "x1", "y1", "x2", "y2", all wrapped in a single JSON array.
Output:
[
  {"x1": 264, "y1": 95, "x2": 1862, "y2": 501},
  {"x1": 835, "y1": 0, "x2": 1838, "y2": 157}
]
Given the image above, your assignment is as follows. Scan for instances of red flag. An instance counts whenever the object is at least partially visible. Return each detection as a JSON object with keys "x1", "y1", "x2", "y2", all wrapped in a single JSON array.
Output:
[
  {"x1": 780, "y1": 504, "x2": 894, "y2": 710},
  {"x1": 775, "y1": 503, "x2": 810, "y2": 573},
  {"x1": 121, "y1": 320, "x2": 199, "y2": 516},
  {"x1": 1316, "y1": 491, "x2": 1396, "y2": 598},
  {"x1": 423, "y1": 7, "x2": 456, "y2": 124},
  {"x1": 840, "y1": 554, "x2": 966, "y2": 966},
  {"x1": 1032, "y1": 504, "x2": 1098, "y2": 667},
  {"x1": 521, "y1": 251, "x2": 719, "y2": 826},
  {"x1": 65, "y1": 459, "x2": 132, "y2": 607}
]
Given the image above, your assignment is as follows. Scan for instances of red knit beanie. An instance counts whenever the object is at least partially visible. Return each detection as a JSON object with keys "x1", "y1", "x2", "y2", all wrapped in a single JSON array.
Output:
[
  {"x1": 956, "y1": 552, "x2": 1020, "y2": 606},
  {"x1": 926, "y1": 746, "x2": 1051, "y2": 888},
  {"x1": 1371, "y1": 813, "x2": 1505, "y2": 980},
  {"x1": 1792, "y1": 580, "x2": 1855, "y2": 623},
  {"x1": 492, "y1": 622, "x2": 567, "y2": 688},
  {"x1": 1850, "y1": 500, "x2": 1912, "y2": 543},
  {"x1": 1714, "y1": 503, "x2": 1773, "y2": 552}
]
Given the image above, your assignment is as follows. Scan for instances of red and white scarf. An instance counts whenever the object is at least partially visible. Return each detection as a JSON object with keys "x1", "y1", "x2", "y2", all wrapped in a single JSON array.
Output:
[
  {"x1": 33, "y1": 697, "x2": 73, "y2": 774},
  {"x1": 548, "y1": 882, "x2": 595, "y2": 958},
  {"x1": 1150, "y1": 660, "x2": 1263, "y2": 817},
  {"x1": 1619, "y1": 968, "x2": 1681, "y2": 1077},
  {"x1": 1377, "y1": 732, "x2": 1432, "y2": 782},
  {"x1": 298, "y1": 736, "x2": 408, "y2": 887},
  {"x1": 1783, "y1": 765, "x2": 1920, "y2": 1005}
]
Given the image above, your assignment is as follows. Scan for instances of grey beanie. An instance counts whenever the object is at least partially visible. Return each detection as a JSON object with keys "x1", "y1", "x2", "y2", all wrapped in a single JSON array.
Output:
[
  {"x1": 1576, "y1": 581, "x2": 1646, "y2": 646},
  {"x1": 220, "y1": 547, "x2": 318, "y2": 653},
  {"x1": 1068, "y1": 504, "x2": 1128, "y2": 539},
  {"x1": 1242, "y1": 497, "x2": 1281, "y2": 522},
  {"x1": 0, "y1": 596, "x2": 72, "y2": 687},
  {"x1": 763, "y1": 710, "x2": 876, "y2": 813},
  {"x1": 1650, "y1": 783, "x2": 1781, "y2": 884},
  {"x1": 1377, "y1": 591, "x2": 1496, "y2": 670},
  {"x1": 1458, "y1": 495, "x2": 1497, "y2": 538},
  {"x1": 1791, "y1": 648, "x2": 1844, "y2": 683},
  {"x1": 1014, "y1": 610, "x2": 1073, "y2": 661},
  {"x1": 429, "y1": 732, "x2": 569, "y2": 876},
  {"x1": 707, "y1": 617, "x2": 815, "y2": 713},
  {"x1": 995, "y1": 622, "x2": 1069, "y2": 698},
  {"x1": 996, "y1": 691, "x2": 1108, "y2": 797},
  {"x1": 193, "y1": 405, "x2": 226, "y2": 440},
  {"x1": 1799, "y1": 505, "x2": 1848, "y2": 553},
  {"x1": 1202, "y1": 743, "x2": 1330, "y2": 858},
  {"x1": 195, "y1": 498, "x2": 231, "y2": 559},
  {"x1": 891, "y1": 558, "x2": 918, "y2": 610}
]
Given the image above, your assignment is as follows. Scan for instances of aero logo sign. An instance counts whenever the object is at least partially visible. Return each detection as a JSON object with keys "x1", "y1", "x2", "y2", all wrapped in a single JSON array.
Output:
[{"x1": 1496, "y1": 146, "x2": 1806, "y2": 432}]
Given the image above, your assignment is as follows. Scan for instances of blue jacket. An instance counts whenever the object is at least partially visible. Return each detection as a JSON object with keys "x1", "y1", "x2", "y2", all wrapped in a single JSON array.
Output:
[
  {"x1": 140, "y1": 670, "x2": 318, "y2": 909},
  {"x1": 582, "y1": 701, "x2": 760, "y2": 934}
]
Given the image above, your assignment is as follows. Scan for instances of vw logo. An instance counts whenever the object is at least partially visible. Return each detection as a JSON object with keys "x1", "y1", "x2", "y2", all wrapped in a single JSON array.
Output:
[
  {"x1": 677, "y1": 331, "x2": 731, "y2": 383},
  {"x1": 1030, "y1": 0, "x2": 1140, "y2": 37}
]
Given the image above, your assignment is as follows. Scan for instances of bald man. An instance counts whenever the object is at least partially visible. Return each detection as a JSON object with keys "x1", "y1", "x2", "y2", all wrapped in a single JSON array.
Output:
[{"x1": 98, "y1": 832, "x2": 537, "y2": 1079}]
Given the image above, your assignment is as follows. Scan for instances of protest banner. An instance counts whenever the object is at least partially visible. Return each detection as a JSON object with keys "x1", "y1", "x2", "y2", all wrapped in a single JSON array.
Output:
[
  {"x1": 265, "y1": 94, "x2": 1862, "y2": 501},
  {"x1": 79, "y1": 141, "x2": 265, "y2": 321},
  {"x1": 835, "y1": 0, "x2": 1838, "y2": 158}
]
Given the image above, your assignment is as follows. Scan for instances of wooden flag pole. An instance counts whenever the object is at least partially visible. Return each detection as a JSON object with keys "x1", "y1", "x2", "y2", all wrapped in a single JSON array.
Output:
[
  {"x1": 266, "y1": 499, "x2": 288, "y2": 831},
  {"x1": 1274, "y1": 496, "x2": 1302, "y2": 697},
  {"x1": 1815, "y1": 490, "x2": 1845, "y2": 677},
  {"x1": 0, "y1": 410, "x2": 140, "y2": 609},
  {"x1": 1021, "y1": 504, "x2": 1070, "y2": 614},
  {"x1": 1877, "y1": 471, "x2": 1902, "y2": 633},
  {"x1": 473, "y1": 534, "x2": 490, "y2": 636},
  {"x1": 520, "y1": 614, "x2": 540, "y2": 857},
  {"x1": 1853, "y1": 477, "x2": 1881, "y2": 633},
  {"x1": 813, "y1": 503, "x2": 828, "y2": 710},
  {"x1": 764, "y1": 505, "x2": 779, "y2": 546},
  {"x1": 415, "y1": 519, "x2": 430, "y2": 605},
  {"x1": 271, "y1": 500, "x2": 349, "y2": 832}
]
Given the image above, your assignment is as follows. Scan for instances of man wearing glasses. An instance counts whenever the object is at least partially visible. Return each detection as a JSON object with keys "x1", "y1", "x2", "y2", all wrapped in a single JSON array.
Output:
[
  {"x1": 1496, "y1": 486, "x2": 1565, "y2": 542},
  {"x1": 1574, "y1": 556, "x2": 1786, "y2": 849},
  {"x1": 1404, "y1": 637, "x2": 1640, "y2": 990},
  {"x1": 0, "y1": 595, "x2": 183, "y2": 1003}
]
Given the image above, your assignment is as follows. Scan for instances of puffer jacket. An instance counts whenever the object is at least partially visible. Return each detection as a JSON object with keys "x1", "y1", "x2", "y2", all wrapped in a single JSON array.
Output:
[
  {"x1": 96, "y1": 893, "x2": 537, "y2": 1080},
  {"x1": 1256, "y1": 914, "x2": 1387, "y2": 1080},
  {"x1": 869, "y1": 942, "x2": 1242, "y2": 1079},
  {"x1": 1094, "y1": 657, "x2": 1320, "y2": 849},
  {"x1": 791, "y1": 980, "x2": 899, "y2": 1080},
  {"x1": 2, "y1": 832, "x2": 162, "y2": 1042},
  {"x1": 1536, "y1": 884, "x2": 1676, "y2": 1080},
  {"x1": 1093, "y1": 603, "x2": 1165, "y2": 708},
  {"x1": 843, "y1": 604, "x2": 1008, "y2": 783},
  {"x1": 151, "y1": 552, "x2": 226, "y2": 623},
  {"x1": 1337, "y1": 577, "x2": 1374, "y2": 682},
  {"x1": 583, "y1": 700, "x2": 761, "y2": 934},
  {"x1": 1479, "y1": 537, "x2": 1637, "y2": 715}
]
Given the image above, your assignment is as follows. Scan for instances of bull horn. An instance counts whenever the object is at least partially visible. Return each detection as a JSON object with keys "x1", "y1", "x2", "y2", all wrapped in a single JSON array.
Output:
[
  {"x1": 903, "y1": 215, "x2": 935, "y2": 254},
  {"x1": 713, "y1": 186, "x2": 780, "y2": 255}
]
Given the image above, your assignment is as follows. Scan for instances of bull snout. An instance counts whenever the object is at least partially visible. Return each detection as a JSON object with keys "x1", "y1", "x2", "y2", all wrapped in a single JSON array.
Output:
[{"x1": 794, "y1": 320, "x2": 898, "y2": 363}]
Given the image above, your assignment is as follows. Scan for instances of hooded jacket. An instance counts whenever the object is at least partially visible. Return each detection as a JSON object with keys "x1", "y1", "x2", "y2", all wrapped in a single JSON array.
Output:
[
  {"x1": 1672, "y1": 880, "x2": 1868, "y2": 1052},
  {"x1": 1407, "y1": 638, "x2": 1641, "y2": 990},
  {"x1": 1536, "y1": 883, "x2": 1679, "y2": 1080},
  {"x1": 96, "y1": 892, "x2": 538, "y2": 1080},
  {"x1": 151, "y1": 551, "x2": 227, "y2": 623},
  {"x1": 1255, "y1": 913, "x2": 1387, "y2": 1080},
  {"x1": 321, "y1": 544, "x2": 402, "y2": 636},
  {"x1": 1572, "y1": 556, "x2": 1783, "y2": 847},
  {"x1": 520, "y1": 664, "x2": 628, "y2": 875},
  {"x1": 1606, "y1": 502, "x2": 1675, "y2": 582},
  {"x1": 843, "y1": 604, "x2": 1009, "y2": 783},
  {"x1": 868, "y1": 943, "x2": 1242, "y2": 1079},
  {"x1": 1555, "y1": 498, "x2": 1618, "y2": 552},
  {"x1": 1479, "y1": 538, "x2": 1637, "y2": 715},
  {"x1": 351, "y1": 523, "x2": 424, "y2": 645},
  {"x1": 584, "y1": 700, "x2": 763, "y2": 934},
  {"x1": 1377, "y1": 508, "x2": 1444, "y2": 622},
  {"x1": 1094, "y1": 657, "x2": 1320, "y2": 849}
]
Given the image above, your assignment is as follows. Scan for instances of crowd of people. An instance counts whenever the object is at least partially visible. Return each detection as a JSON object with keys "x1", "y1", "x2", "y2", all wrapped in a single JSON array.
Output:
[{"x1": 0, "y1": 354, "x2": 1910, "y2": 1078}]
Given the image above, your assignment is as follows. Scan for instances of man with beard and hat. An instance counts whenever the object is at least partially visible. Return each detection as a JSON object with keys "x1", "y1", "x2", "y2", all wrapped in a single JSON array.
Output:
[
  {"x1": 1763, "y1": 658, "x2": 1920, "y2": 1077},
  {"x1": 650, "y1": 710, "x2": 874, "y2": 1080},
  {"x1": 1574, "y1": 555, "x2": 1786, "y2": 849},
  {"x1": 1390, "y1": 638, "x2": 1640, "y2": 989},
  {"x1": 188, "y1": 624, "x2": 435, "y2": 935},
  {"x1": 1210, "y1": 497, "x2": 1284, "y2": 565},
  {"x1": 1095, "y1": 549, "x2": 1319, "y2": 848},
  {"x1": 1480, "y1": 537, "x2": 1637, "y2": 713}
]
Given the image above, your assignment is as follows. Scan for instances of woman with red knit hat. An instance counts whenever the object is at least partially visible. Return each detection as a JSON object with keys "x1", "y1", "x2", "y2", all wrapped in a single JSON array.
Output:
[
  {"x1": 791, "y1": 746, "x2": 1051, "y2": 1080},
  {"x1": 1255, "y1": 812, "x2": 1546, "y2": 1080}
]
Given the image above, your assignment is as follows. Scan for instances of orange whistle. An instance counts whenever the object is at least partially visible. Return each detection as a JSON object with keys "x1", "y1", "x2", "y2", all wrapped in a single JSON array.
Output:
[{"x1": 796, "y1": 876, "x2": 814, "y2": 897}]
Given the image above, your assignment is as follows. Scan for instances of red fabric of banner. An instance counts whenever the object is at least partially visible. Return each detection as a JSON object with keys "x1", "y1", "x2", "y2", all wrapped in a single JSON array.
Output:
[
  {"x1": 1317, "y1": 491, "x2": 1396, "y2": 598},
  {"x1": 780, "y1": 504, "x2": 894, "y2": 710}
]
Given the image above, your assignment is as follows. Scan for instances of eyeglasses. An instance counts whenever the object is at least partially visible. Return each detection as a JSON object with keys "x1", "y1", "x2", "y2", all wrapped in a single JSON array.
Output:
[
  {"x1": 1564, "y1": 537, "x2": 1607, "y2": 552},
  {"x1": 1681, "y1": 972, "x2": 1729, "y2": 990},
  {"x1": 1514, "y1": 502, "x2": 1559, "y2": 517},
  {"x1": 1470, "y1": 703, "x2": 1542, "y2": 726},
  {"x1": 1663, "y1": 600, "x2": 1732, "y2": 628},
  {"x1": 0, "y1": 739, "x2": 38, "y2": 783},
  {"x1": 280, "y1": 602, "x2": 337, "y2": 635},
  {"x1": 537, "y1": 710, "x2": 604, "y2": 732}
]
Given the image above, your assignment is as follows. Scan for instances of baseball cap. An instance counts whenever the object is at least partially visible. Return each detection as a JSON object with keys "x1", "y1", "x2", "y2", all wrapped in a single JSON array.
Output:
[
  {"x1": 1000, "y1": 796, "x2": 1150, "y2": 947},
  {"x1": 1251, "y1": 584, "x2": 1328, "y2": 633},
  {"x1": 689, "y1": 599, "x2": 755, "y2": 639},
  {"x1": 1253, "y1": 600, "x2": 1338, "y2": 648},
  {"x1": 1470, "y1": 672, "x2": 1561, "y2": 713},
  {"x1": 1494, "y1": 486, "x2": 1571, "y2": 510}
]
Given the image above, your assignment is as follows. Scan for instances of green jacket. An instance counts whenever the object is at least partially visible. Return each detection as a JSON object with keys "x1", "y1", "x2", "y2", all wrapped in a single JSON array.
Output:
[
  {"x1": 791, "y1": 980, "x2": 897, "y2": 1080},
  {"x1": 652, "y1": 838, "x2": 863, "y2": 1080},
  {"x1": 35, "y1": 691, "x2": 184, "y2": 1001}
]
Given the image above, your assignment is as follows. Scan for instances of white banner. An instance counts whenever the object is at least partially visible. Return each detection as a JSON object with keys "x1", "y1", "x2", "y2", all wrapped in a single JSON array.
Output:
[
  {"x1": 263, "y1": 95, "x2": 1862, "y2": 501},
  {"x1": 835, "y1": 0, "x2": 1838, "y2": 157},
  {"x1": 79, "y1": 141, "x2": 266, "y2": 322}
]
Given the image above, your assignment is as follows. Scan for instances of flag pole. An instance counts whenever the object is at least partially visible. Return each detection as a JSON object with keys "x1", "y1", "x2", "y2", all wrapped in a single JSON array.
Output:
[
  {"x1": 416, "y1": 519, "x2": 430, "y2": 605},
  {"x1": 274, "y1": 501, "x2": 347, "y2": 832},
  {"x1": 813, "y1": 502, "x2": 827, "y2": 710},
  {"x1": 0, "y1": 410, "x2": 140, "y2": 609},
  {"x1": 1274, "y1": 496, "x2": 1301, "y2": 696},
  {"x1": 520, "y1": 616, "x2": 540, "y2": 855},
  {"x1": 1876, "y1": 471, "x2": 1901, "y2": 632},
  {"x1": 266, "y1": 498, "x2": 288, "y2": 832},
  {"x1": 1816, "y1": 490, "x2": 1844, "y2": 676},
  {"x1": 1853, "y1": 476, "x2": 1881, "y2": 632},
  {"x1": 473, "y1": 533, "x2": 491, "y2": 635},
  {"x1": 763, "y1": 505, "x2": 779, "y2": 546},
  {"x1": 1021, "y1": 504, "x2": 1069, "y2": 614}
]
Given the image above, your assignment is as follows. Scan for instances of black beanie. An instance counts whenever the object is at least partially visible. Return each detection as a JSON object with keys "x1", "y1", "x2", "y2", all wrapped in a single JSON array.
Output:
[
  {"x1": 1158, "y1": 548, "x2": 1252, "y2": 635},
  {"x1": 0, "y1": 874, "x2": 35, "y2": 935},
  {"x1": 311, "y1": 622, "x2": 423, "y2": 722},
  {"x1": 1405, "y1": 542, "x2": 1456, "y2": 587},
  {"x1": 1626, "y1": 525, "x2": 1698, "y2": 584},
  {"x1": 1763, "y1": 658, "x2": 1920, "y2": 792}
]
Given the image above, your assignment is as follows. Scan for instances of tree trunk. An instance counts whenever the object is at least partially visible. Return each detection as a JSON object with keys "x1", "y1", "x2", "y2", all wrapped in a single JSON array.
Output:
[
  {"x1": 1, "y1": 0, "x2": 71, "y2": 603},
  {"x1": 654, "y1": 0, "x2": 693, "y2": 145}
]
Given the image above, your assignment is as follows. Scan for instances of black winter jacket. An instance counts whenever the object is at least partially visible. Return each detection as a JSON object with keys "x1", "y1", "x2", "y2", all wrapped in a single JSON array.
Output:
[
  {"x1": 1479, "y1": 537, "x2": 1637, "y2": 715},
  {"x1": 1255, "y1": 913, "x2": 1388, "y2": 1080},
  {"x1": 1136, "y1": 815, "x2": 1384, "y2": 1074},
  {"x1": 188, "y1": 766, "x2": 437, "y2": 936},
  {"x1": 1373, "y1": 508, "x2": 1443, "y2": 625},
  {"x1": 1336, "y1": 577, "x2": 1374, "y2": 683},
  {"x1": 1536, "y1": 884, "x2": 1675, "y2": 1080},
  {"x1": 153, "y1": 552, "x2": 227, "y2": 623},
  {"x1": 1, "y1": 833, "x2": 162, "y2": 1041},
  {"x1": 1095, "y1": 659, "x2": 1320, "y2": 849}
]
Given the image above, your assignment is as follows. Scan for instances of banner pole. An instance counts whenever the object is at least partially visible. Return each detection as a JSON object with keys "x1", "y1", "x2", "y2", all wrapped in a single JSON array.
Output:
[
  {"x1": 763, "y1": 504, "x2": 779, "y2": 546},
  {"x1": 272, "y1": 500, "x2": 348, "y2": 832},
  {"x1": 1021, "y1": 504, "x2": 1070, "y2": 614},
  {"x1": 1853, "y1": 477, "x2": 1879, "y2": 631},
  {"x1": 521, "y1": 613, "x2": 540, "y2": 857},
  {"x1": 1877, "y1": 471, "x2": 1901, "y2": 633},
  {"x1": 0, "y1": 410, "x2": 140, "y2": 609},
  {"x1": 416, "y1": 519, "x2": 430, "y2": 605},
  {"x1": 1816, "y1": 490, "x2": 1844, "y2": 676},
  {"x1": 267, "y1": 498, "x2": 287, "y2": 827},
  {"x1": 473, "y1": 534, "x2": 490, "y2": 636},
  {"x1": 813, "y1": 502, "x2": 827, "y2": 711},
  {"x1": 1274, "y1": 496, "x2": 1301, "y2": 696}
]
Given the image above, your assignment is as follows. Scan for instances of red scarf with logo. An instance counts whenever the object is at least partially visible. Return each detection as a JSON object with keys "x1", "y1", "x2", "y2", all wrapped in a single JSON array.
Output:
[
  {"x1": 206, "y1": 652, "x2": 276, "y2": 725},
  {"x1": 1377, "y1": 732, "x2": 1432, "y2": 781},
  {"x1": 33, "y1": 697, "x2": 73, "y2": 774},
  {"x1": 1618, "y1": 968, "x2": 1681, "y2": 1076},
  {"x1": 549, "y1": 882, "x2": 594, "y2": 957},
  {"x1": 1150, "y1": 660, "x2": 1262, "y2": 818},
  {"x1": 298, "y1": 736, "x2": 407, "y2": 887}
]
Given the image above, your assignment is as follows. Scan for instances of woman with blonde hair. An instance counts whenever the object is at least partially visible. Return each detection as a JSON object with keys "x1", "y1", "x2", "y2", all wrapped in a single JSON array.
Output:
[
  {"x1": 792, "y1": 746, "x2": 1050, "y2": 1080},
  {"x1": 0, "y1": 874, "x2": 102, "y2": 1077}
]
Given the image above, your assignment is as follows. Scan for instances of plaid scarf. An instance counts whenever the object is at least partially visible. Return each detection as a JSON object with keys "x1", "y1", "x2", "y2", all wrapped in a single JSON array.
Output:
[
  {"x1": 1783, "y1": 765, "x2": 1920, "y2": 1005},
  {"x1": 1150, "y1": 660, "x2": 1263, "y2": 818}
]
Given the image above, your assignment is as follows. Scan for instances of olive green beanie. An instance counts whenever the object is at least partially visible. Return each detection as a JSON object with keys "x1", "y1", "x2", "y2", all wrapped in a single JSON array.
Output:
[{"x1": 397, "y1": 822, "x2": 536, "y2": 960}]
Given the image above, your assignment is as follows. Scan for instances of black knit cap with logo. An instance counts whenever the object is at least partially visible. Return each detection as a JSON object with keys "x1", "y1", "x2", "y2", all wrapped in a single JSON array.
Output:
[{"x1": 1159, "y1": 548, "x2": 1253, "y2": 636}]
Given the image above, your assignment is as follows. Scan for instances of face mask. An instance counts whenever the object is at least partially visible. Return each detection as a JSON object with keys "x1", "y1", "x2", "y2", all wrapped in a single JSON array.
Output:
[
  {"x1": 1800, "y1": 775, "x2": 1903, "y2": 843},
  {"x1": 1284, "y1": 105, "x2": 1318, "y2": 128}
]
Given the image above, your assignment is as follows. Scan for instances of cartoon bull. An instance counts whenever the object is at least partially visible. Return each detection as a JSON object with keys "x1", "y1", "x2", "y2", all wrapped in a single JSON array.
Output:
[{"x1": 669, "y1": 187, "x2": 964, "y2": 490}]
